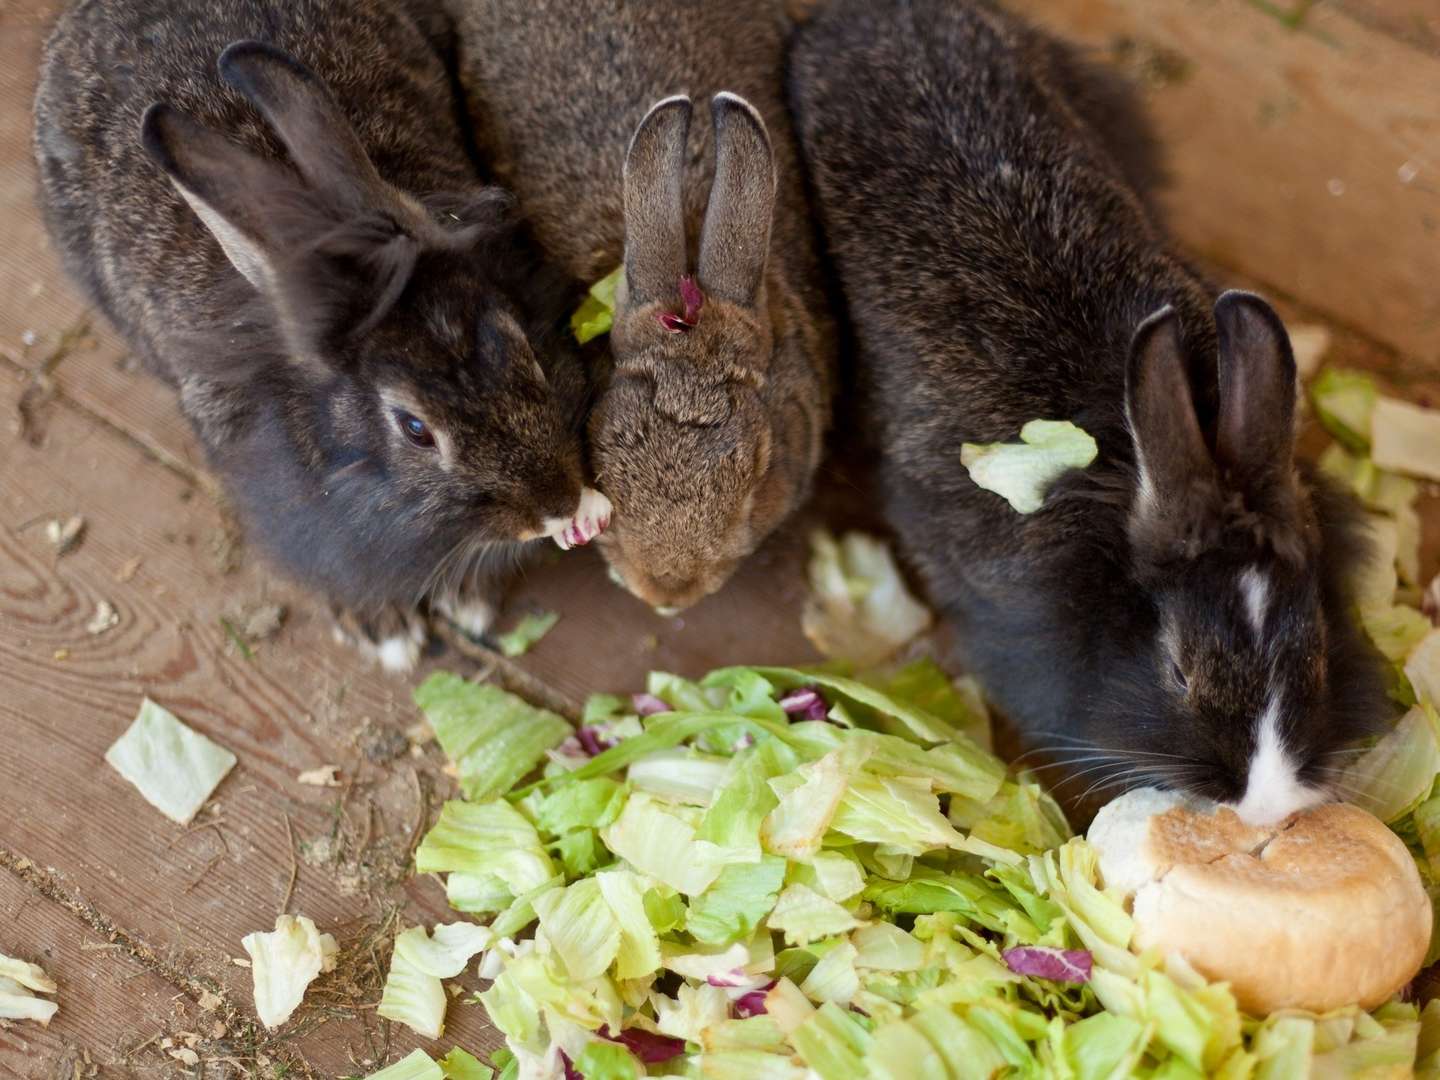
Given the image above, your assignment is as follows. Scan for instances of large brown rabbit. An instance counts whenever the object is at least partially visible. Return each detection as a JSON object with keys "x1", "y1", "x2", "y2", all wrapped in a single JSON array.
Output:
[
  {"x1": 451, "y1": 1, "x2": 836, "y2": 613},
  {"x1": 34, "y1": 0, "x2": 611, "y2": 672}
]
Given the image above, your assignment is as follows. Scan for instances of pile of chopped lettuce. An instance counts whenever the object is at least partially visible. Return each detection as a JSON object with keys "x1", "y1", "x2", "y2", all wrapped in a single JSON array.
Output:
[
  {"x1": 358, "y1": 373, "x2": 1440, "y2": 1079},
  {"x1": 369, "y1": 651, "x2": 1439, "y2": 1078}
]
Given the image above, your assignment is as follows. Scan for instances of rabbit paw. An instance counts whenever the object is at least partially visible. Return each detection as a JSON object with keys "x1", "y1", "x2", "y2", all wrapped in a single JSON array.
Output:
[
  {"x1": 432, "y1": 593, "x2": 498, "y2": 640},
  {"x1": 544, "y1": 487, "x2": 613, "y2": 550},
  {"x1": 331, "y1": 604, "x2": 428, "y2": 674}
]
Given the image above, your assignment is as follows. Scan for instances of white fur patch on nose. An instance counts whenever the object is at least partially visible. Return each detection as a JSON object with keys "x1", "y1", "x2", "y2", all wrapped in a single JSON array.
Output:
[
  {"x1": 1239, "y1": 565, "x2": 1270, "y2": 636},
  {"x1": 1234, "y1": 696, "x2": 1326, "y2": 826},
  {"x1": 544, "y1": 487, "x2": 614, "y2": 550}
]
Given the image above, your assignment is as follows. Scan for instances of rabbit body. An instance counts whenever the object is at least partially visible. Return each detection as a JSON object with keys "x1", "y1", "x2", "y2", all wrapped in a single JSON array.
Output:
[
  {"x1": 35, "y1": 0, "x2": 605, "y2": 669},
  {"x1": 451, "y1": 0, "x2": 836, "y2": 611},
  {"x1": 789, "y1": 0, "x2": 1385, "y2": 822}
]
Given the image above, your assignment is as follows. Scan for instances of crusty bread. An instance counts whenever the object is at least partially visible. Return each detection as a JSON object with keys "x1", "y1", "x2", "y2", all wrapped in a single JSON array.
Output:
[{"x1": 1088, "y1": 790, "x2": 1431, "y2": 1014}]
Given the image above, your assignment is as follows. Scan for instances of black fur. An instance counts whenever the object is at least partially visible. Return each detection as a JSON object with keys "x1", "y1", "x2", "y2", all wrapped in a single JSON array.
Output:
[
  {"x1": 789, "y1": 0, "x2": 1388, "y2": 808},
  {"x1": 34, "y1": 0, "x2": 592, "y2": 662}
]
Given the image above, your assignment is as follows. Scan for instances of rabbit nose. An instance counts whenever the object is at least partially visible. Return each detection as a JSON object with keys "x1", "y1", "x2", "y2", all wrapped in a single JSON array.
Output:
[{"x1": 542, "y1": 487, "x2": 613, "y2": 550}]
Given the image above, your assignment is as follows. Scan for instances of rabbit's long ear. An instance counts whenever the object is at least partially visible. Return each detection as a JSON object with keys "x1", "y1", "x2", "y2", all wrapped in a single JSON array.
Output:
[
  {"x1": 140, "y1": 102, "x2": 296, "y2": 291},
  {"x1": 1125, "y1": 306, "x2": 1223, "y2": 556},
  {"x1": 697, "y1": 93, "x2": 775, "y2": 306},
  {"x1": 623, "y1": 96, "x2": 692, "y2": 306},
  {"x1": 218, "y1": 41, "x2": 396, "y2": 214},
  {"x1": 1214, "y1": 291, "x2": 1298, "y2": 494}
]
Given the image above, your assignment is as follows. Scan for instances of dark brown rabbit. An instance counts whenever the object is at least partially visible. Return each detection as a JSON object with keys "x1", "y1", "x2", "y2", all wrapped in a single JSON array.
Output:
[
  {"x1": 34, "y1": 0, "x2": 610, "y2": 672},
  {"x1": 450, "y1": 0, "x2": 836, "y2": 613},
  {"x1": 789, "y1": 0, "x2": 1387, "y2": 824}
]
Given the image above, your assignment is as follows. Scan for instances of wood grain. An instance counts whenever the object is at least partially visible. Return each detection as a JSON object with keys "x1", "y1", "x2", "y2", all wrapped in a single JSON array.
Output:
[
  {"x1": 0, "y1": 362, "x2": 504, "y2": 1076},
  {"x1": 1012, "y1": 0, "x2": 1440, "y2": 365}
]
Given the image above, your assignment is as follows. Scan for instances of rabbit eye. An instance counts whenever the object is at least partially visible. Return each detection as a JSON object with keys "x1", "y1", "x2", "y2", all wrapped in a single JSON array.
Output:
[
  {"x1": 1171, "y1": 662, "x2": 1189, "y2": 692},
  {"x1": 396, "y1": 411, "x2": 436, "y2": 450}
]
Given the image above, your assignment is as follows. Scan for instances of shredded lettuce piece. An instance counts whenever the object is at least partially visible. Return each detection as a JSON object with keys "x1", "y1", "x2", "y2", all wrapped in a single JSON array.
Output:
[
  {"x1": 417, "y1": 799, "x2": 557, "y2": 893},
  {"x1": 394, "y1": 922, "x2": 493, "y2": 979},
  {"x1": 1342, "y1": 704, "x2": 1440, "y2": 822},
  {"x1": 571, "y1": 266, "x2": 622, "y2": 345},
  {"x1": 1311, "y1": 368, "x2": 1377, "y2": 452},
  {"x1": 438, "y1": 1048, "x2": 493, "y2": 1080},
  {"x1": 802, "y1": 530, "x2": 933, "y2": 666},
  {"x1": 417, "y1": 674, "x2": 572, "y2": 801},
  {"x1": 960, "y1": 419, "x2": 1098, "y2": 514},
  {"x1": 104, "y1": 698, "x2": 237, "y2": 824},
  {"x1": 364, "y1": 1049, "x2": 444, "y2": 1080},
  {"x1": 600, "y1": 793, "x2": 729, "y2": 895},
  {"x1": 1372, "y1": 396, "x2": 1440, "y2": 481},
  {"x1": 241, "y1": 915, "x2": 338, "y2": 1029},
  {"x1": 378, "y1": 933, "x2": 449, "y2": 1039},
  {"x1": 0, "y1": 959, "x2": 58, "y2": 1026},
  {"x1": 494, "y1": 611, "x2": 559, "y2": 658},
  {"x1": 572, "y1": 1040, "x2": 642, "y2": 1079}
]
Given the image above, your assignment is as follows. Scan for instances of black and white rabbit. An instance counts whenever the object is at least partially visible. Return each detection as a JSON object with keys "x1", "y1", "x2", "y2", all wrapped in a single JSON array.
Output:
[
  {"x1": 34, "y1": 0, "x2": 609, "y2": 672},
  {"x1": 789, "y1": 0, "x2": 1387, "y2": 824}
]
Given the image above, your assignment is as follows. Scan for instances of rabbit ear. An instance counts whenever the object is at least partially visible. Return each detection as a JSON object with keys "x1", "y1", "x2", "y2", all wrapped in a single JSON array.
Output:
[
  {"x1": 697, "y1": 93, "x2": 776, "y2": 306},
  {"x1": 140, "y1": 102, "x2": 296, "y2": 291},
  {"x1": 1214, "y1": 291, "x2": 1298, "y2": 491},
  {"x1": 1125, "y1": 305, "x2": 1222, "y2": 549},
  {"x1": 217, "y1": 41, "x2": 397, "y2": 214},
  {"x1": 623, "y1": 96, "x2": 693, "y2": 306}
]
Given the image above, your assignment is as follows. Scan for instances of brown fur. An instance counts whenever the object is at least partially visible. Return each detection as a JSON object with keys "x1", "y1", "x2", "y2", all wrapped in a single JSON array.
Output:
[{"x1": 450, "y1": 0, "x2": 836, "y2": 610}]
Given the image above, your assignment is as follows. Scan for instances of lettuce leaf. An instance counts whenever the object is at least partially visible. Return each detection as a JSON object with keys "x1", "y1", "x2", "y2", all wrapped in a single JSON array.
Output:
[
  {"x1": 495, "y1": 611, "x2": 559, "y2": 658},
  {"x1": 104, "y1": 698, "x2": 236, "y2": 825},
  {"x1": 571, "y1": 266, "x2": 622, "y2": 345},
  {"x1": 960, "y1": 419, "x2": 1098, "y2": 514},
  {"x1": 802, "y1": 530, "x2": 933, "y2": 666},
  {"x1": 364, "y1": 1049, "x2": 445, "y2": 1080},
  {"x1": 415, "y1": 674, "x2": 572, "y2": 801},
  {"x1": 241, "y1": 915, "x2": 338, "y2": 1029},
  {"x1": 378, "y1": 936, "x2": 448, "y2": 1039}
]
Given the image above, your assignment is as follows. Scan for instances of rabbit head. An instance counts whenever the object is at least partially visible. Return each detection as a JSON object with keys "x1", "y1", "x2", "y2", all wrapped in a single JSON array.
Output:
[
  {"x1": 140, "y1": 42, "x2": 607, "y2": 604},
  {"x1": 591, "y1": 93, "x2": 794, "y2": 613},
  {"x1": 1097, "y1": 291, "x2": 1384, "y2": 825}
]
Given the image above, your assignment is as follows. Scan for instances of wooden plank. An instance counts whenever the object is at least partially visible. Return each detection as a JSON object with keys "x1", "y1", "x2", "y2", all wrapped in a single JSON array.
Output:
[
  {"x1": 1009, "y1": 0, "x2": 1440, "y2": 365},
  {"x1": 0, "y1": 363, "x2": 505, "y2": 1075}
]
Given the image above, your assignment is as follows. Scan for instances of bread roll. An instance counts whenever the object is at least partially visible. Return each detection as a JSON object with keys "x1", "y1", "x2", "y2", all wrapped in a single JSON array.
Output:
[{"x1": 1088, "y1": 789, "x2": 1431, "y2": 1014}]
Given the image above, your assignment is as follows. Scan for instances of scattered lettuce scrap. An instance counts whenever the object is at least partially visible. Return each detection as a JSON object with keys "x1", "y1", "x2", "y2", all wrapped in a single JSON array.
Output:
[
  {"x1": 960, "y1": 419, "x2": 1098, "y2": 514},
  {"x1": 495, "y1": 611, "x2": 560, "y2": 658},
  {"x1": 571, "y1": 267, "x2": 623, "y2": 345},
  {"x1": 416, "y1": 673, "x2": 572, "y2": 801},
  {"x1": 0, "y1": 954, "x2": 58, "y2": 1026},
  {"x1": 802, "y1": 530, "x2": 933, "y2": 667},
  {"x1": 387, "y1": 648, "x2": 1439, "y2": 1077},
  {"x1": 1311, "y1": 368, "x2": 1378, "y2": 453},
  {"x1": 104, "y1": 698, "x2": 237, "y2": 825},
  {"x1": 241, "y1": 915, "x2": 338, "y2": 1029},
  {"x1": 1373, "y1": 396, "x2": 1440, "y2": 483}
]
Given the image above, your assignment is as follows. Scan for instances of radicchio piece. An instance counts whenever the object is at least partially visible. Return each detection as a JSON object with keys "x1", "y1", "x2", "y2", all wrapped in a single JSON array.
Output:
[
  {"x1": 732, "y1": 981, "x2": 777, "y2": 1018},
  {"x1": 657, "y1": 275, "x2": 705, "y2": 333},
  {"x1": 575, "y1": 726, "x2": 614, "y2": 756},
  {"x1": 559, "y1": 1050, "x2": 580, "y2": 1080},
  {"x1": 778, "y1": 686, "x2": 830, "y2": 724},
  {"x1": 1001, "y1": 946, "x2": 1092, "y2": 984},
  {"x1": 598, "y1": 1025, "x2": 687, "y2": 1063},
  {"x1": 632, "y1": 692, "x2": 671, "y2": 717}
]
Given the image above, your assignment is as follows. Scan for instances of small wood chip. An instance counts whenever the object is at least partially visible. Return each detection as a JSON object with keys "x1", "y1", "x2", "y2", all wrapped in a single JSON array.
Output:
[
  {"x1": 85, "y1": 600, "x2": 119, "y2": 636},
  {"x1": 167, "y1": 1049, "x2": 200, "y2": 1067},
  {"x1": 116, "y1": 556, "x2": 143, "y2": 583},
  {"x1": 197, "y1": 990, "x2": 223, "y2": 1012},
  {"x1": 46, "y1": 515, "x2": 85, "y2": 556},
  {"x1": 297, "y1": 766, "x2": 341, "y2": 788}
]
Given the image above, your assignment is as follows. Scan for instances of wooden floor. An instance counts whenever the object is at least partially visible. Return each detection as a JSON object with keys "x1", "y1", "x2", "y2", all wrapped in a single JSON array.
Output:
[{"x1": 0, "y1": 0, "x2": 1437, "y2": 1076}]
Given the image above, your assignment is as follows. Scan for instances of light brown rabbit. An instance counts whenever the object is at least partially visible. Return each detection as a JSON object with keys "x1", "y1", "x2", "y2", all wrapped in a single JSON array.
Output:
[{"x1": 452, "y1": 1, "x2": 836, "y2": 612}]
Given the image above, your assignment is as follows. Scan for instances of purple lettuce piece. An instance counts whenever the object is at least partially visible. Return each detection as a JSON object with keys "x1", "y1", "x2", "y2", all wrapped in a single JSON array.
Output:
[
  {"x1": 706, "y1": 968, "x2": 767, "y2": 989},
  {"x1": 559, "y1": 1050, "x2": 580, "y2": 1080},
  {"x1": 599, "y1": 1025, "x2": 687, "y2": 1063},
  {"x1": 632, "y1": 693, "x2": 671, "y2": 717},
  {"x1": 778, "y1": 687, "x2": 830, "y2": 724},
  {"x1": 1001, "y1": 946, "x2": 1092, "y2": 984},
  {"x1": 731, "y1": 981, "x2": 776, "y2": 1018},
  {"x1": 575, "y1": 726, "x2": 615, "y2": 756}
]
